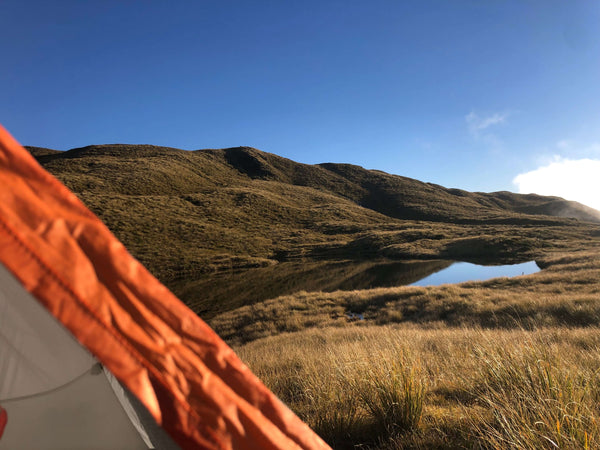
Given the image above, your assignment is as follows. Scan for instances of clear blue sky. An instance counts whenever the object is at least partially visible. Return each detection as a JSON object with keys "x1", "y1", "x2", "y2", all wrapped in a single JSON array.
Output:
[{"x1": 2, "y1": 1, "x2": 599, "y2": 203}]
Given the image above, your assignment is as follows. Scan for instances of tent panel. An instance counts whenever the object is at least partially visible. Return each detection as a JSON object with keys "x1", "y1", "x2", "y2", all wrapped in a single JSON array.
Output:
[
  {"x1": 0, "y1": 263, "x2": 151, "y2": 449},
  {"x1": 0, "y1": 263, "x2": 95, "y2": 399},
  {"x1": 0, "y1": 367, "x2": 149, "y2": 450}
]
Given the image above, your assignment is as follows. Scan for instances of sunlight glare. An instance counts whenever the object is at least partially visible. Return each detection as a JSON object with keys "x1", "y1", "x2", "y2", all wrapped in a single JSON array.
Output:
[{"x1": 513, "y1": 158, "x2": 600, "y2": 211}]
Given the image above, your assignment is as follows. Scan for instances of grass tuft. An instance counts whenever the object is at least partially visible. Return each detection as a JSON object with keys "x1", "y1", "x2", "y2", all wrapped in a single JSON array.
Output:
[
  {"x1": 469, "y1": 340, "x2": 600, "y2": 449},
  {"x1": 358, "y1": 349, "x2": 426, "y2": 436}
]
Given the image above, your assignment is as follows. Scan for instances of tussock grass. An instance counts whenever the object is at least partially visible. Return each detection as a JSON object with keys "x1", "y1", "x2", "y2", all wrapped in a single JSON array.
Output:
[
  {"x1": 236, "y1": 326, "x2": 600, "y2": 449},
  {"x1": 237, "y1": 328, "x2": 430, "y2": 447},
  {"x1": 210, "y1": 250, "x2": 600, "y2": 344},
  {"x1": 470, "y1": 341, "x2": 600, "y2": 449},
  {"x1": 215, "y1": 249, "x2": 600, "y2": 447},
  {"x1": 358, "y1": 349, "x2": 426, "y2": 435}
]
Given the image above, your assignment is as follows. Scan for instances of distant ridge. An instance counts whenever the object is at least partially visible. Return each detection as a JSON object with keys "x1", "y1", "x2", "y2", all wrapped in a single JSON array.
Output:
[{"x1": 28, "y1": 144, "x2": 599, "y2": 223}]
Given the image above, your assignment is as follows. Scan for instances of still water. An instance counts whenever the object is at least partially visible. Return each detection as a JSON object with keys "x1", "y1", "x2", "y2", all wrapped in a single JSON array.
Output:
[
  {"x1": 180, "y1": 259, "x2": 541, "y2": 318},
  {"x1": 410, "y1": 261, "x2": 540, "y2": 287}
]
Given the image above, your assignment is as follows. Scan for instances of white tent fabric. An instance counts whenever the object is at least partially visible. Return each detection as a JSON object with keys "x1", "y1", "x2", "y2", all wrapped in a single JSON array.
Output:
[{"x1": 0, "y1": 262, "x2": 158, "y2": 449}]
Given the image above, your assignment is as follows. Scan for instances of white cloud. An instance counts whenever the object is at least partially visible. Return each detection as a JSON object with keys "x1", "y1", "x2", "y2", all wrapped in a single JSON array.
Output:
[
  {"x1": 466, "y1": 111, "x2": 508, "y2": 137},
  {"x1": 513, "y1": 157, "x2": 600, "y2": 211}
]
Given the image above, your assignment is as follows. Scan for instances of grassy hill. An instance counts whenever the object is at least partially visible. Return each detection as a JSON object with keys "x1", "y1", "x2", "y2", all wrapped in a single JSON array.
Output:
[
  {"x1": 28, "y1": 144, "x2": 600, "y2": 448},
  {"x1": 29, "y1": 145, "x2": 600, "y2": 318},
  {"x1": 28, "y1": 144, "x2": 599, "y2": 316}
]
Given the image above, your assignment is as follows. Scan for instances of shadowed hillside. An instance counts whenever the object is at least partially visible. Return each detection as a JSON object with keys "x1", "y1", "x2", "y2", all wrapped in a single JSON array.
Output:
[{"x1": 27, "y1": 144, "x2": 600, "y2": 318}]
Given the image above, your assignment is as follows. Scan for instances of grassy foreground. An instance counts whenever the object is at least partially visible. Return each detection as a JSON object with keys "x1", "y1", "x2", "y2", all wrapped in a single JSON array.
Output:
[
  {"x1": 214, "y1": 249, "x2": 600, "y2": 449},
  {"x1": 236, "y1": 326, "x2": 600, "y2": 449}
]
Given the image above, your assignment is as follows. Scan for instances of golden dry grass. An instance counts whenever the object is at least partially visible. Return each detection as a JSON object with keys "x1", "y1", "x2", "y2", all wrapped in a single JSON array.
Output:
[
  {"x1": 213, "y1": 248, "x2": 600, "y2": 448},
  {"x1": 236, "y1": 325, "x2": 600, "y2": 449},
  {"x1": 209, "y1": 249, "x2": 600, "y2": 345}
]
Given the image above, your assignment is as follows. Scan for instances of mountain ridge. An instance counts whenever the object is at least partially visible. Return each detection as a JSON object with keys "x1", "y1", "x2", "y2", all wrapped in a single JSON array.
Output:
[{"x1": 27, "y1": 144, "x2": 600, "y2": 224}]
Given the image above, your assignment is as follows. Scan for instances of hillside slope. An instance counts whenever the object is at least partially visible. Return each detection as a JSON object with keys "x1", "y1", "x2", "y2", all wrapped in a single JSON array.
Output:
[
  {"x1": 30, "y1": 144, "x2": 600, "y2": 224},
  {"x1": 27, "y1": 144, "x2": 600, "y2": 316}
]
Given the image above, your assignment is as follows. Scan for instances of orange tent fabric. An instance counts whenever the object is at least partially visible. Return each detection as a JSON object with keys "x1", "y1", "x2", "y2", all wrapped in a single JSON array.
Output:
[{"x1": 0, "y1": 124, "x2": 329, "y2": 450}]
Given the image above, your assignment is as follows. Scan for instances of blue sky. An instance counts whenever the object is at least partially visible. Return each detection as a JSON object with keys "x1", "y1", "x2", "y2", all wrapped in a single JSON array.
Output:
[{"x1": 2, "y1": 1, "x2": 599, "y2": 208}]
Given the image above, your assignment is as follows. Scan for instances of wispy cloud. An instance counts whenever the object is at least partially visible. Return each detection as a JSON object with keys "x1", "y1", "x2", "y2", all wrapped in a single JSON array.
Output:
[
  {"x1": 552, "y1": 139, "x2": 600, "y2": 157},
  {"x1": 513, "y1": 156, "x2": 600, "y2": 210},
  {"x1": 465, "y1": 111, "x2": 509, "y2": 137},
  {"x1": 556, "y1": 139, "x2": 573, "y2": 150},
  {"x1": 465, "y1": 111, "x2": 510, "y2": 152}
]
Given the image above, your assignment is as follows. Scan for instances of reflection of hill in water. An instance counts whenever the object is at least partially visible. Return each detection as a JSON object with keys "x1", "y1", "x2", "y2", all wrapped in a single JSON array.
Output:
[{"x1": 176, "y1": 260, "x2": 451, "y2": 319}]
